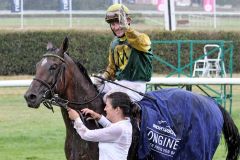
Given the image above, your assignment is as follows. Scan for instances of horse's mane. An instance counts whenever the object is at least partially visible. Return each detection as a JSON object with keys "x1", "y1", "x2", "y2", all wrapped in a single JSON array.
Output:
[{"x1": 74, "y1": 60, "x2": 93, "y2": 85}]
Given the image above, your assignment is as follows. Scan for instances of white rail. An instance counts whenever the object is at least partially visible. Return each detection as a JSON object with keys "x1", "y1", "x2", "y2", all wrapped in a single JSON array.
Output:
[
  {"x1": 147, "y1": 77, "x2": 240, "y2": 85},
  {"x1": 1, "y1": 77, "x2": 240, "y2": 87},
  {"x1": 0, "y1": 80, "x2": 32, "y2": 87}
]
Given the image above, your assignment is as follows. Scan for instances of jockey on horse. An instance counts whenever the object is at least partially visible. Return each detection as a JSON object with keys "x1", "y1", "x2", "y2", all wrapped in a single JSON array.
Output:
[{"x1": 93, "y1": 4, "x2": 153, "y2": 102}]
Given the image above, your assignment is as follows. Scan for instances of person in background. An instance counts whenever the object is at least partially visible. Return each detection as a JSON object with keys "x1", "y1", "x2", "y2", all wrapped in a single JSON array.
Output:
[
  {"x1": 68, "y1": 92, "x2": 133, "y2": 160},
  {"x1": 94, "y1": 3, "x2": 153, "y2": 102}
]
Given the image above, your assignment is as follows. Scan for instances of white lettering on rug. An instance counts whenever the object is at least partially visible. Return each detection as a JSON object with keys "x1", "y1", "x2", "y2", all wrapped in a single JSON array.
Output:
[{"x1": 147, "y1": 121, "x2": 181, "y2": 157}]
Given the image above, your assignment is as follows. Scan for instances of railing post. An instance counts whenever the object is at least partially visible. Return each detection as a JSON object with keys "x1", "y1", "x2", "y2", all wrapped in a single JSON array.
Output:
[
  {"x1": 20, "y1": 0, "x2": 23, "y2": 29},
  {"x1": 69, "y1": 0, "x2": 72, "y2": 28}
]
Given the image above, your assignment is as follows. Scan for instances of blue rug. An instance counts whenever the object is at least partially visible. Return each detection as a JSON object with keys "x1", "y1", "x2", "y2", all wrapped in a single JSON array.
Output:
[{"x1": 138, "y1": 88, "x2": 223, "y2": 160}]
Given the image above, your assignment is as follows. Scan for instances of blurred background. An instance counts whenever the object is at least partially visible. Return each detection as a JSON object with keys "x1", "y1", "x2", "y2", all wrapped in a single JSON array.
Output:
[
  {"x1": 0, "y1": 0, "x2": 239, "y2": 31},
  {"x1": 1, "y1": 1, "x2": 240, "y2": 160}
]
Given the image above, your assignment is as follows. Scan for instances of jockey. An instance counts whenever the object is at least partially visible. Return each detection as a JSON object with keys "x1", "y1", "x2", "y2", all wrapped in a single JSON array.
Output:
[{"x1": 94, "y1": 4, "x2": 153, "y2": 102}]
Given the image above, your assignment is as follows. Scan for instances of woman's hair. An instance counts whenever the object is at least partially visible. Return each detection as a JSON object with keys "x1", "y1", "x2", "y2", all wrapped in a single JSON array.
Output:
[{"x1": 106, "y1": 92, "x2": 133, "y2": 117}]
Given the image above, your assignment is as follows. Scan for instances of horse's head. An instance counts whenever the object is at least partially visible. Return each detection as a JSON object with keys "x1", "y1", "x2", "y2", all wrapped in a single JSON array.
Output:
[{"x1": 24, "y1": 37, "x2": 69, "y2": 108}]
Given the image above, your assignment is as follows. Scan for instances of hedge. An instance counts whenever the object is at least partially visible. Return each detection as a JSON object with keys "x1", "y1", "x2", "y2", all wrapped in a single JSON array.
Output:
[{"x1": 0, "y1": 30, "x2": 239, "y2": 75}]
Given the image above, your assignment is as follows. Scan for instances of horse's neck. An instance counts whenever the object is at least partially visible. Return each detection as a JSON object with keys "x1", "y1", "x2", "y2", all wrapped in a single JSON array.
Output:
[{"x1": 65, "y1": 65, "x2": 104, "y2": 114}]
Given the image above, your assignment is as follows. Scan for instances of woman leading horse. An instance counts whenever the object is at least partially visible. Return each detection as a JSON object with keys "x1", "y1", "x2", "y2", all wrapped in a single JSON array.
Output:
[{"x1": 24, "y1": 37, "x2": 240, "y2": 160}]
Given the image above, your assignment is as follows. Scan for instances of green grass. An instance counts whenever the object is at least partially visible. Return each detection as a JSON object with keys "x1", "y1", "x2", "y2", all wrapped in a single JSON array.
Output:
[
  {"x1": 0, "y1": 86, "x2": 239, "y2": 160},
  {"x1": 1, "y1": 16, "x2": 240, "y2": 31},
  {"x1": 0, "y1": 89, "x2": 66, "y2": 160},
  {"x1": 213, "y1": 90, "x2": 240, "y2": 159}
]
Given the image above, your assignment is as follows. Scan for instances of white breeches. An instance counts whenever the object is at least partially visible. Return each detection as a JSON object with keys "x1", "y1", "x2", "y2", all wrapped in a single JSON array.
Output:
[{"x1": 99, "y1": 80, "x2": 146, "y2": 102}]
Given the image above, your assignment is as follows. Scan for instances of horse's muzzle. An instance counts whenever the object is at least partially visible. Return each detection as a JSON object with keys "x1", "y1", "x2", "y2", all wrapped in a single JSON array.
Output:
[{"x1": 24, "y1": 92, "x2": 41, "y2": 108}]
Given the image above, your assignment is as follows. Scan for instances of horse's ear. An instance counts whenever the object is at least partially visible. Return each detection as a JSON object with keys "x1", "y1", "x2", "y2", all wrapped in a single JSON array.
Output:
[
  {"x1": 47, "y1": 42, "x2": 53, "y2": 50},
  {"x1": 61, "y1": 37, "x2": 68, "y2": 52},
  {"x1": 58, "y1": 37, "x2": 68, "y2": 57}
]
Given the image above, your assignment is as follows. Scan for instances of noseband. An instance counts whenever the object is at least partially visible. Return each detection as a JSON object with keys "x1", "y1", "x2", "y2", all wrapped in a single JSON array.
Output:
[{"x1": 34, "y1": 53, "x2": 104, "y2": 113}]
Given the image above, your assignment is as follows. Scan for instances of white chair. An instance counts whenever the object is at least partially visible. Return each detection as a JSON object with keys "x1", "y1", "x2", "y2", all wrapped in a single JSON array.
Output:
[
  {"x1": 193, "y1": 44, "x2": 226, "y2": 77},
  {"x1": 193, "y1": 45, "x2": 211, "y2": 77}
]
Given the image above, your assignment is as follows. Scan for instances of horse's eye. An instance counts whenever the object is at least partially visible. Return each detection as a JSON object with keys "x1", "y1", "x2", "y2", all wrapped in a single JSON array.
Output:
[{"x1": 50, "y1": 64, "x2": 57, "y2": 70}]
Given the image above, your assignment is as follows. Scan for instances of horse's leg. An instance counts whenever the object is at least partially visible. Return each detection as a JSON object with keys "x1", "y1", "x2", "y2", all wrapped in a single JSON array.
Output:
[
  {"x1": 61, "y1": 109, "x2": 99, "y2": 160},
  {"x1": 64, "y1": 132, "x2": 73, "y2": 160},
  {"x1": 72, "y1": 132, "x2": 99, "y2": 160},
  {"x1": 218, "y1": 105, "x2": 240, "y2": 160},
  {"x1": 61, "y1": 109, "x2": 74, "y2": 160}
]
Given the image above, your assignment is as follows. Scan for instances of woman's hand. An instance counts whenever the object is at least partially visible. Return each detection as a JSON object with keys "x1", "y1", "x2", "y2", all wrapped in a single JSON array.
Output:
[
  {"x1": 81, "y1": 108, "x2": 101, "y2": 121},
  {"x1": 67, "y1": 108, "x2": 80, "y2": 120}
]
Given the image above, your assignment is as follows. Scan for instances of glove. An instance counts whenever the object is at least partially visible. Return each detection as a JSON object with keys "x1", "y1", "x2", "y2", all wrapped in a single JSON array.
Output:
[{"x1": 118, "y1": 5, "x2": 129, "y2": 31}]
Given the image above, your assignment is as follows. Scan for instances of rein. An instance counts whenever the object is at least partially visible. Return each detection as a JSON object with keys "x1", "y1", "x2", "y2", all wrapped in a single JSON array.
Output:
[{"x1": 35, "y1": 53, "x2": 104, "y2": 112}]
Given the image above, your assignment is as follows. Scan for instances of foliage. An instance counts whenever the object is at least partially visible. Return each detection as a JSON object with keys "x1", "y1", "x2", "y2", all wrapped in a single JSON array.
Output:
[
  {"x1": 0, "y1": 0, "x2": 10, "y2": 10},
  {"x1": 0, "y1": 30, "x2": 240, "y2": 75},
  {"x1": 217, "y1": 0, "x2": 237, "y2": 6},
  {"x1": 72, "y1": 0, "x2": 110, "y2": 10},
  {"x1": 0, "y1": 0, "x2": 239, "y2": 11},
  {"x1": 0, "y1": 0, "x2": 110, "y2": 10},
  {"x1": 23, "y1": 0, "x2": 59, "y2": 10}
]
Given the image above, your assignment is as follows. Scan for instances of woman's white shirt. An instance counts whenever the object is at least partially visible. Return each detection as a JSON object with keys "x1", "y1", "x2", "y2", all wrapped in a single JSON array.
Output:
[{"x1": 74, "y1": 116, "x2": 132, "y2": 160}]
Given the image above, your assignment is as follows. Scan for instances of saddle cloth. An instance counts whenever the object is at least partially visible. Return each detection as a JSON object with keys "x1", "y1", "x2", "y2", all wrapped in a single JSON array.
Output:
[{"x1": 137, "y1": 88, "x2": 223, "y2": 160}]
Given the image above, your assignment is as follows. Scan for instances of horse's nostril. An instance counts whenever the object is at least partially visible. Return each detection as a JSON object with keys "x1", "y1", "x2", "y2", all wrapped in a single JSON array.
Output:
[
  {"x1": 25, "y1": 93, "x2": 37, "y2": 101},
  {"x1": 29, "y1": 94, "x2": 37, "y2": 100}
]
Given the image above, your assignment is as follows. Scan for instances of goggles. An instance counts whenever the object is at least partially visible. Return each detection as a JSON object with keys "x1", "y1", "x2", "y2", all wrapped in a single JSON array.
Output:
[
  {"x1": 105, "y1": 11, "x2": 120, "y2": 23},
  {"x1": 105, "y1": 11, "x2": 129, "y2": 23}
]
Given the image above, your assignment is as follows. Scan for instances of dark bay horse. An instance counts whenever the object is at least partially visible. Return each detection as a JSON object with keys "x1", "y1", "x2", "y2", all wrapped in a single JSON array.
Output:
[
  {"x1": 24, "y1": 38, "x2": 104, "y2": 160},
  {"x1": 24, "y1": 37, "x2": 240, "y2": 160}
]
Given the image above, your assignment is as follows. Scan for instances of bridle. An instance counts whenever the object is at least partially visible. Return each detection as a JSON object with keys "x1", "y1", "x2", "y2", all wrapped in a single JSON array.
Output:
[{"x1": 33, "y1": 53, "x2": 104, "y2": 113}]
